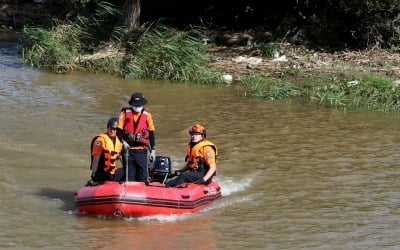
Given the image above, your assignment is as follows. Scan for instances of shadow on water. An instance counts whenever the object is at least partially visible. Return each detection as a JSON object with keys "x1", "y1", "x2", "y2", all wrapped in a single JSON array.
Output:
[
  {"x1": 0, "y1": 32, "x2": 24, "y2": 68},
  {"x1": 36, "y1": 187, "x2": 76, "y2": 212}
]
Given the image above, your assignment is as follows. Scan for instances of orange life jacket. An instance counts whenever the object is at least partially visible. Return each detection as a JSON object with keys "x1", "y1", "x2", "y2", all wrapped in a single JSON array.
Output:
[
  {"x1": 186, "y1": 140, "x2": 218, "y2": 171},
  {"x1": 91, "y1": 133, "x2": 122, "y2": 174},
  {"x1": 122, "y1": 107, "x2": 150, "y2": 147}
]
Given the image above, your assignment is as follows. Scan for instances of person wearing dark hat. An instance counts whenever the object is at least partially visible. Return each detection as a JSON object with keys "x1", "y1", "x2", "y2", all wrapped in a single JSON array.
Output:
[
  {"x1": 89, "y1": 117, "x2": 123, "y2": 185},
  {"x1": 117, "y1": 92, "x2": 156, "y2": 182}
]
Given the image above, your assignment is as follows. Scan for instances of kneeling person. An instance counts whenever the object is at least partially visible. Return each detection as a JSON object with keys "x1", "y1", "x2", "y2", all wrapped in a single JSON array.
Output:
[
  {"x1": 90, "y1": 117, "x2": 123, "y2": 184},
  {"x1": 166, "y1": 124, "x2": 217, "y2": 187}
]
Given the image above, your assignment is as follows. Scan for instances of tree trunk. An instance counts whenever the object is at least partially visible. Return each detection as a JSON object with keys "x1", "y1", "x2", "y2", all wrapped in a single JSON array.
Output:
[{"x1": 124, "y1": 0, "x2": 141, "y2": 31}]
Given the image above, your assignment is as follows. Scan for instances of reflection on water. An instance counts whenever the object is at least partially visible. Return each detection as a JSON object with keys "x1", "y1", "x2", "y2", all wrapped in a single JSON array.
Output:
[
  {"x1": 78, "y1": 215, "x2": 216, "y2": 249},
  {"x1": 1, "y1": 32, "x2": 400, "y2": 249}
]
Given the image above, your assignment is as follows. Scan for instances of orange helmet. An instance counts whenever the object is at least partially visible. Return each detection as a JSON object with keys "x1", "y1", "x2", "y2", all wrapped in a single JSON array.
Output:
[{"x1": 188, "y1": 124, "x2": 206, "y2": 137}]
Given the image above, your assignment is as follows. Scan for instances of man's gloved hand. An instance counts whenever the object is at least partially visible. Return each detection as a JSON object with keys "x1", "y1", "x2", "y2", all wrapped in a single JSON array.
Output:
[
  {"x1": 174, "y1": 170, "x2": 183, "y2": 176},
  {"x1": 122, "y1": 140, "x2": 130, "y2": 150},
  {"x1": 91, "y1": 173, "x2": 96, "y2": 180},
  {"x1": 149, "y1": 149, "x2": 156, "y2": 162},
  {"x1": 127, "y1": 134, "x2": 135, "y2": 142},
  {"x1": 194, "y1": 177, "x2": 206, "y2": 184}
]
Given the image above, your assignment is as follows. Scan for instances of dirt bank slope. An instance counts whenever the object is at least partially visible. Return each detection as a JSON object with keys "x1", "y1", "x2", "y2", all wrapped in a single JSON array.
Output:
[{"x1": 207, "y1": 44, "x2": 400, "y2": 81}]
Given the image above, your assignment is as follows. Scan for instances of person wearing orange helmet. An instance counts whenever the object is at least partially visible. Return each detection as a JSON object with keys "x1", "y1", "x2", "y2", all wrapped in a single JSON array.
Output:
[{"x1": 165, "y1": 124, "x2": 218, "y2": 187}]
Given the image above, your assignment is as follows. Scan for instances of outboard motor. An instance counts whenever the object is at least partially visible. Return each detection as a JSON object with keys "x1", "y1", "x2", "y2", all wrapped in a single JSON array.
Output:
[{"x1": 149, "y1": 156, "x2": 171, "y2": 183}]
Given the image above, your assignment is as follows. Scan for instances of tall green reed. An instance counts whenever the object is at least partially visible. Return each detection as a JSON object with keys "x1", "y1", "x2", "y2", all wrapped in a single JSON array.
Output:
[
  {"x1": 124, "y1": 25, "x2": 222, "y2": 84},
  {"x1": 21, "y1": 22, "x2": 85, "y2": 72}
]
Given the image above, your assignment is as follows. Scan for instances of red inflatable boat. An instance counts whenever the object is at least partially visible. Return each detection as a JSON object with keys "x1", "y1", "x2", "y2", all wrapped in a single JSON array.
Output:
[
  {"x1": 75, "y1": 155, "x2": 221, "y2": 217},
  {"x1": 74, "y1": 181, "x2": 221, "y2": 217}
]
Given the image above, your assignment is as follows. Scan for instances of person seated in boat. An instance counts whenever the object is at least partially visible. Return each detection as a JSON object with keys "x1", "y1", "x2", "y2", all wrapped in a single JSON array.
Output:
[
  {"x1": 165, "y1": 124, "x2": 218, "y2": 187},
  {"x1": 89, "y1": 117, "x2": 123, "y2": 185}
]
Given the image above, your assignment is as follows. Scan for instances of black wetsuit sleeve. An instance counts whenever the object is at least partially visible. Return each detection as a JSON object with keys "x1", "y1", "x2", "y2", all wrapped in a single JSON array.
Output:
[
  {"x1": 149, "y1": 131, "x2": 155, "y2": 149},
  {"x1": 117, "y1": 128, "x2": 124, "y2": 141}
]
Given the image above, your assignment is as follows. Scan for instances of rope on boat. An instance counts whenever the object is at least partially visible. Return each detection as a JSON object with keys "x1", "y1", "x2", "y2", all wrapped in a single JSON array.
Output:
[{"x1": 114, "y1": 209, "x2": 124, "y2": 217}]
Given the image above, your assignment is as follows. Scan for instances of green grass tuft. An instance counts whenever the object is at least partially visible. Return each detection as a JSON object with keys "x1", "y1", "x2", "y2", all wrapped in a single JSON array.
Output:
[
  {"x1": 241, "y1": 74, "x2": 301, "y2": 100},
  {"x1": 309, "y1": 75, "x2": 400, "y2": 112}
]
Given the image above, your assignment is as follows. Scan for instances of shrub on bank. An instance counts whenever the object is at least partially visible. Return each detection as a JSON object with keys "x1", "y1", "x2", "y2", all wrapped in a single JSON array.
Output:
[
  {"x1": 309, "y1": 75, "x2": 400, "y2": 112},
  {"x1": 21, "y1": 22, "x2": 84, "y2": 73},
  {"x1": 21, "y1": 22, "x2": 222, "y2": 83},
  {"x1": 241, "y1": 74, "x2": 301, "y2": 100},
  {"x1": 21, "y1": 1, "x2": 125, "y2": 74},
  {"x1": 124, "y1": 25, "x2": 222, "y2": 84}
]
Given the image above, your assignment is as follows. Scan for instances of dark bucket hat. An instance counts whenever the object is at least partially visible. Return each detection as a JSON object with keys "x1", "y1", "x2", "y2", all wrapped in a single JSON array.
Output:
[{"x1": 128, "y1": 92, "x2": 147, "y2": 106}]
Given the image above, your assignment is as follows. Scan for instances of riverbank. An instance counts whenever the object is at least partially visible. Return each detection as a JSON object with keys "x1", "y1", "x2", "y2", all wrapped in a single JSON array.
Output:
[
  {"x1": 206, "y1": 43, "x2": 400, "y2": 113},
  {"x1": 2, "y1": 1, "x2": 399, "y2": 83},
  {"x1": 207, "y1": 43, "x2": 400, "y2": 83},
  {"x1": 4, "y1": 0, "x2": 400, "y2": 113},
  {"x1": 13, "y1": 23, "x2": 400, "y2": 112}
]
